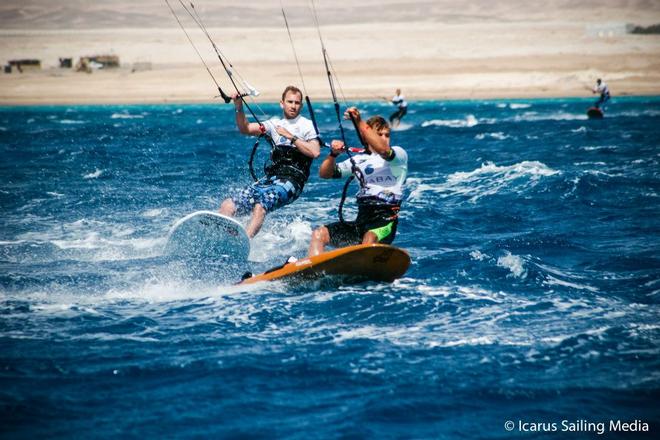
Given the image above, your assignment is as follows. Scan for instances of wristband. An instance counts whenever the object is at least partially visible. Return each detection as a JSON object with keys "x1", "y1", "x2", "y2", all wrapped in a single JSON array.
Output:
[
  {"x1": 330, "y1": 151, "x2": 339, "y2": 158},
  {"x1": 290, "y1": 136, "x2": 298, "y2": 144}
]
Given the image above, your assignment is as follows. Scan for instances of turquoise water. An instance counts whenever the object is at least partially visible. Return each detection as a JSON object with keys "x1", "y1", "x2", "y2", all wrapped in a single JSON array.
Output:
[{"x1": 1, "y1": 98, "x2": 659, "y2": 438}]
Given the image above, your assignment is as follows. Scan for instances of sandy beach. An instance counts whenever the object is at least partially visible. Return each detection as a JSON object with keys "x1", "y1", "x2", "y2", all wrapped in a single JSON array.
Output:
[{"x1": 1, "y1": 0, "x2": 659, "y2": 104}]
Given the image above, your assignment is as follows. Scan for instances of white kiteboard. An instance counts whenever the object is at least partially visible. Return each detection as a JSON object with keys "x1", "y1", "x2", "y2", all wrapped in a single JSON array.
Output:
[{"x1": 164, "y1": 211, "x2": 250, "y2": 261}]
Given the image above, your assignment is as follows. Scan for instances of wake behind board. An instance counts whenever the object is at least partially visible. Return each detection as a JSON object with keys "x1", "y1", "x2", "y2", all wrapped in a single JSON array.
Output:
[
  {"x1": 240, "y1": 244, "x2": 410, "y2": 285},
  {"x1": 587, "y1": 107, "x2": 604, "y2": 119},
  {"x1": 165, "y1": 211, "x2": 249, "y2": 261}
]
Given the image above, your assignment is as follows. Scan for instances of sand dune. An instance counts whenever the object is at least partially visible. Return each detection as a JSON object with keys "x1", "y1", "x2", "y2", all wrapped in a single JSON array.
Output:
[{"x1": 1, "y1": 1, "x2": 659, "y2": 104}]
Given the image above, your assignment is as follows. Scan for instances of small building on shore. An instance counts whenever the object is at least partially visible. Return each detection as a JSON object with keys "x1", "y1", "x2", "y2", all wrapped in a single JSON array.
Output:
[
  {"x1": 7, "y1": 59, "x2": 41, "y2": 73},
  {"x1": 76, "y1": 55, "x2": 120, "y2": 72}
]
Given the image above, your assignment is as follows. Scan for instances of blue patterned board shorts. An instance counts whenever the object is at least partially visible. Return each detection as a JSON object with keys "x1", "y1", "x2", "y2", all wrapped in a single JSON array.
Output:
[{"x1": 230, "y1": 176, "x2": 301, "y2": 216}]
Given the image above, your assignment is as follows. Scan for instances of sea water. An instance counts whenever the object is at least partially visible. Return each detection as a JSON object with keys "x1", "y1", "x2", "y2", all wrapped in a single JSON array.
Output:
[{"x1": 1, "y1": 98, "x2": 658, "y2": 438}]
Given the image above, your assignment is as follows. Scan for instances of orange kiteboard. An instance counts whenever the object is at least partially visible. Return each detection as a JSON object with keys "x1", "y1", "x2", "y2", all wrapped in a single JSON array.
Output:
[{"x1": 239, "y1": 244, "x2": 411, "y2": 285}]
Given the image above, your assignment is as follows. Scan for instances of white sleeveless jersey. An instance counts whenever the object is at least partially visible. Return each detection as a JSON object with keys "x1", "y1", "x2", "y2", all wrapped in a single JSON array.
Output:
[{"x1": 336, "y1": 146, "x2": 408, "y2": 205}]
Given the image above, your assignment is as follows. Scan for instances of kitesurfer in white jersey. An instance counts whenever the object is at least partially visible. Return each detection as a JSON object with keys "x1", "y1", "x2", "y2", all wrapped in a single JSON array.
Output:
[
  {"x1": 219, "y1": 86, "x2": 320, "y2": 237},
  {"x1": 592, "y1": 79, "x2": 611, "y2": 109},
  {"x1": 388, "y1": 88, "x2": 408, "y2": 127},
  {"x1": 308, "y1": 107, "x2": 408, "y2": 256}
]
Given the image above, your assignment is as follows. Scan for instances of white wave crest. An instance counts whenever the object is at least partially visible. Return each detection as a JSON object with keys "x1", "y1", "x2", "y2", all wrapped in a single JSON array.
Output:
[
  {"x1": 470, "y1": 250, "x2": 488, "y2": 261},
  {"x1": 409, "y1": 161, "x2": 559, "y2": 203},
  {"x1": 497, "y1": 252, "x2": 527, "y2": 278},
  {"x1": 110, "y1": 113, "x2": 144, "y2": 119},
  {"x1": 392, "y1": 122, "x2": 414, "y2": 131},
  {"x1": 543, "y1": 275, "x2": 598, "y2": 292},
  {"x1": 582, "y1": 145, "x2": 618, "y2": 151},
  {"x1": 142, "y1": 208, "x2": 167, "y2": 218},
  {"x1": 422, "y1": 114, "x2": 478, "y2": 128},
  {"x1": 513, "y1": 111, "x2": 585, "y2": 122},
  {"x1": 475, "y1": 132, "x2": 510, "y2": 140},
  {"x1": 83, "y1": 169, "x2": 103, "y2": 179}
]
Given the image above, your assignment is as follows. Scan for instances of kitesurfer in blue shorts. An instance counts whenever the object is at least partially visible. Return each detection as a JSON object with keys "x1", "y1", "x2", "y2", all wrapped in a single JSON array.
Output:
[
  {"x1": 219, "y1": 86, "x2": 320, "y2": 237},
  {"x1": 308, "y1": 107, "x2": 408, "y2": 256}
]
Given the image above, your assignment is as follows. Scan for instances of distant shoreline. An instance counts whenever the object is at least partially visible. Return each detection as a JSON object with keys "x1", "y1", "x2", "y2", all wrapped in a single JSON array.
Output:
[
  {"x1": 2, "y1": 16, "x2": 659, "y2": 106},
  {"x1": 1, "y1": 95, "x2": 658, "y2": 108}
]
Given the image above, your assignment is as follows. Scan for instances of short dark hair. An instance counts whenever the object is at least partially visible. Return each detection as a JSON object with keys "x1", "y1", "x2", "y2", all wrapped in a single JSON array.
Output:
[
  {"x1": 366, "y1": 115, "x2": 389, "y2": 132},
  {"x1": 282, "y1": 86, "x2": 303, "y2": 101}
]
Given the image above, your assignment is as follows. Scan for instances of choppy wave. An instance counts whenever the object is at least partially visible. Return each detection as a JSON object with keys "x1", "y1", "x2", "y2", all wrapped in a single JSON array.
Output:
[{"x1": 409, "y1": 160, "x2": 560, "y2": 203}]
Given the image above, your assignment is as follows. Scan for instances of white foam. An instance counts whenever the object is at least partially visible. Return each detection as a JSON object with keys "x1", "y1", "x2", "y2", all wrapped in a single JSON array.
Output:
[
  {"x1": 391, "y1": 122, "x2": 413, "y2": 131},
  {"x1": 470, "y1": 250, "x2": 488, "y2": 261},
  {"x1": 451, "y1": 160, "x2": 558, "y2": 181},
  {"x1": 83, "y1": 169, "x2": 103, "y2": 179},
  {"x1": 543, "y1": 275, "x2": 598, "y2": 292},
  {"x1": 497, "y1": 252, "x2": 527, "y2": 278},
  {"x1": 50, "y1": 233, "x2": 165, "y2": 257},
  {"x1": 104, "y1": 280, "x2": 226, "y2": 303},
  {"x1": 58, "y1": 119, "x2": 85, "y2": 124},
  {"x1": 142, "y1": 208, "x2": 167, "y2": 218},
  {"x1": 51, "y1": 233, "x2": 102, "y2": 250},
  {"x1": 429, "y1": 335, "x2": 496, "y2": 348},
  {"x1": 512, "y1": 111, "x2": 586, "y2": 122},
  {"x1": 509, "y1": 103, "x2": 531, "y2": 109},
  {"x1": 249, "y1": 216, "x2": 313, "y2": 263},
  {"x1": 422, "y1": 114, "x2": 478, "y2": 128},
  {"x1": 0, "y1": 239, "x2": 27, "y2": 245},
  {"x1": 582, "y1": 145, "x2": 618, "y2": 151},
  {"x1": 14, "y1": 217, "x2": 166, "y2": 260},
  {"x1": 475, "y1": 132, "x2": 510, "y2": 140},
  {"x1": 110, "y1": 113, "x2": 144, "y2": 119}
]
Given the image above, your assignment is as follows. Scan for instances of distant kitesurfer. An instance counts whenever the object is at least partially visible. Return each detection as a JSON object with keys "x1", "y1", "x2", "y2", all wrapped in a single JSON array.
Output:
[
  {"x1": 308, "y1": 107, "x2": 408, "y2": 256},
  {"x1": 219, "y1": 86, "x2": 320, "y2": 238},
  {"x1": 387, "y1": 88, "x2": 408, "y2": 127},
  {"x1": 592, "y1": 79, "x2": 611, "y2": 109}
]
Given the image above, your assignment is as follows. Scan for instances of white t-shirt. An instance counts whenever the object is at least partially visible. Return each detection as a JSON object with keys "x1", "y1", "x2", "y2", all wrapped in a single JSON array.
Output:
[
  {"x1": 392, "y1": 94, "x2": 408, "y2": 109},
  {"x1": 594, "y1": 82, "x2": 610, "y2": 96},
  {"x1": 262, "y1": 115, "x2": 317, "y2": 147},
  {"x1": 336, "y1": 146, "x2": 408, "y2": 205}
]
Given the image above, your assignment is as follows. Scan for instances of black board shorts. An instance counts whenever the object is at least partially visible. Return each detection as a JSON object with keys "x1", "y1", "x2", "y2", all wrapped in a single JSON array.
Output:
[{"x1": 326, "y1": 205, "x2": 399, "y2": 248}]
